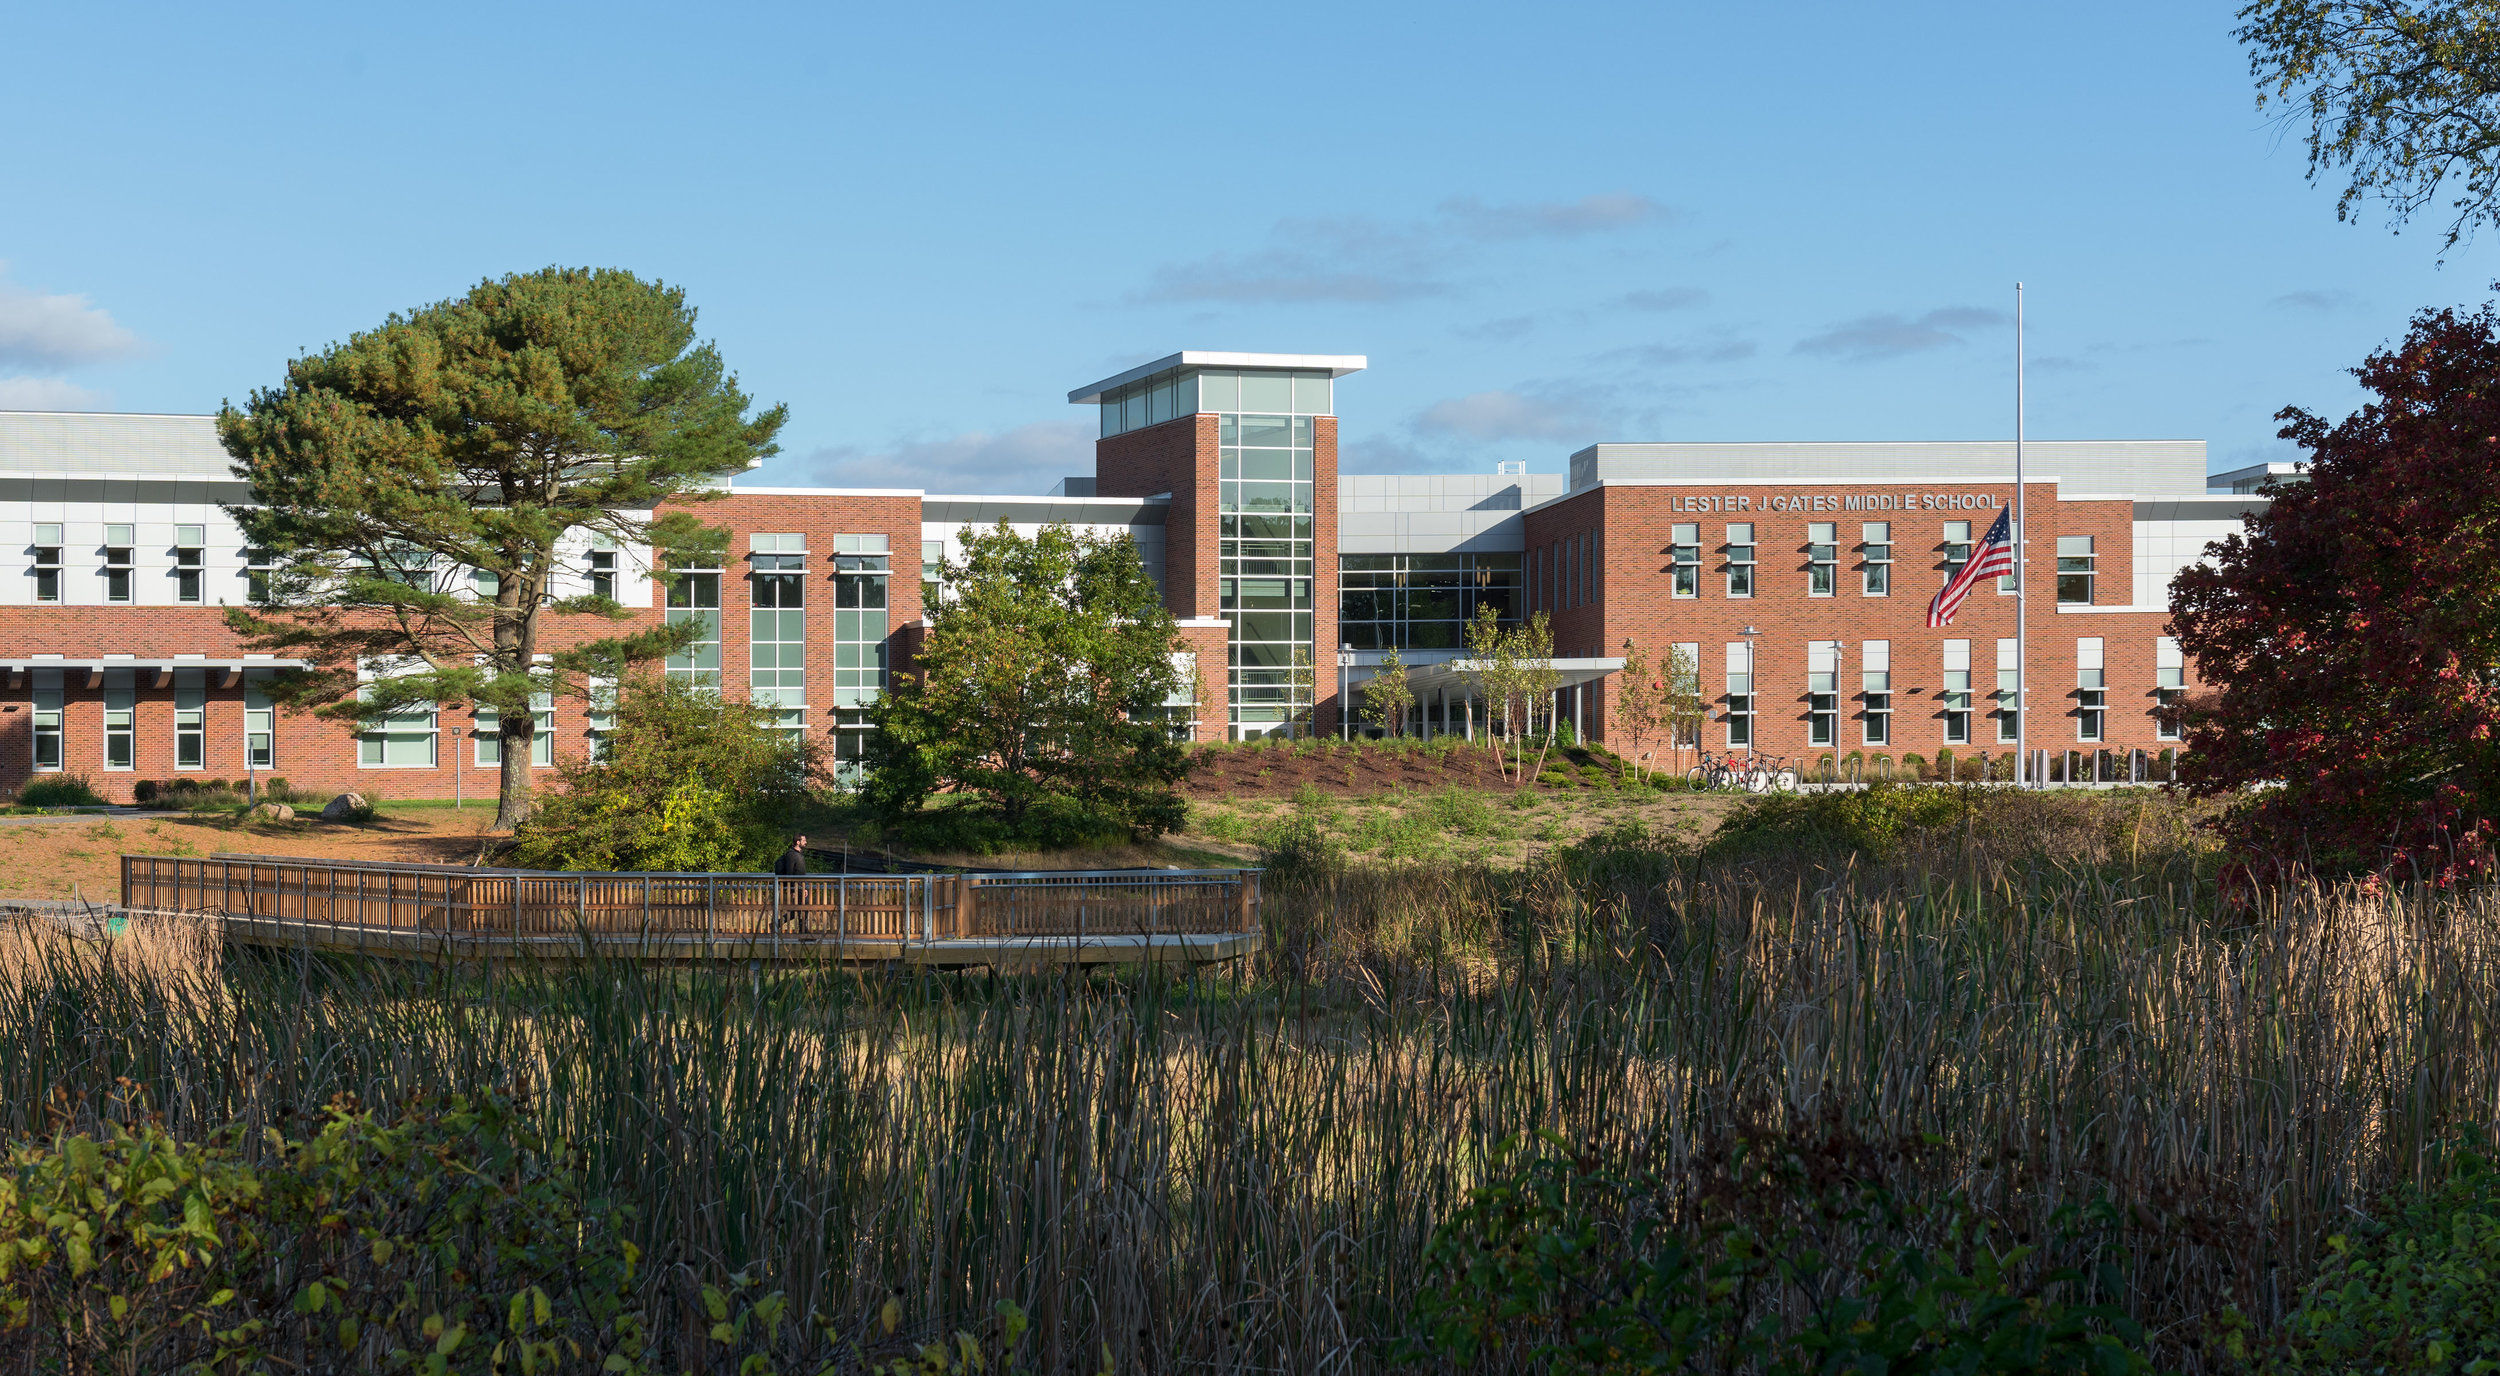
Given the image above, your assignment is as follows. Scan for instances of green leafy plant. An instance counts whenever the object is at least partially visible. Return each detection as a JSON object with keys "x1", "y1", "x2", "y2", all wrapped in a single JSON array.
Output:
[
  {"x1": 2253, "y1": 1148, "x2": 2500, "y2": 1373},
  {"x1": 15, "y1": 775, "x2": 105, "y2": 809},
  {"x1": 1409, "y1": 1132, "x2": 2153, "y2": 1375},
  {"x1": 511, "y1": 674, "x2": 822, "y2": 872},
  {"x1": 0, "y1": 1090, "x2": 650, "y2": 1374}
]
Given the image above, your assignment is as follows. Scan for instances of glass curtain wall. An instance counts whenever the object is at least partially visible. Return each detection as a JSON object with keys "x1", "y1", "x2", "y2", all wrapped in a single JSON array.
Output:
[
  {"x1": 749, "y1": 534, "x2": 807, "y2": 735},
  {"x1": 829, "y1": 535, "x2": 890, "y2": 772},
  {"x1": 1338, "y1": 553, "x2": 1520, "y2": 649},
  {"x1": 1217, "y1": 391, "x2": 1321, "y2": 736}
]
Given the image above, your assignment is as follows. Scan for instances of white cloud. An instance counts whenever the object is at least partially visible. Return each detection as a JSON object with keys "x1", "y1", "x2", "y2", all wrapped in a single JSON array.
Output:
[
  {"x1": 1794, "y1": 306, "x2": 2008, "y2": 362},
  {"x1": 0, "y1": 282, "x2": 141, "y2": 369},
  {"x1": 1439, "y1": 193, "x2": 1671, "y2": 239},
  {"x1": 0, "y1": 377, "x2": 111, "y2": 410},
  {"x1": 2270, "y1": 288, "x2": 2362, "y2": 311},
  {"x1": 1134, "y1": 216, "x2": 1449, "y2": 305},
  {"x1": 1415, "y1": 389, "x2": 1603, "y2": 442},
  {"x1": 782, "y1": 420, "x2": 1095, "y2": 494}
]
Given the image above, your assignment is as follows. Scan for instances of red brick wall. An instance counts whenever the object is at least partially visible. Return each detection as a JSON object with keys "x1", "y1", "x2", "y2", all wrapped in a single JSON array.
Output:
[
  {"x1": 1519, "y1": 483, "x2": 2182, "y2": 765},
  {"x1": 1095, "y1": 416, "x2": 1215, "y2": 619},
  {"x1": 1, "y1": 491, "x2": 928, "y2": 803}
]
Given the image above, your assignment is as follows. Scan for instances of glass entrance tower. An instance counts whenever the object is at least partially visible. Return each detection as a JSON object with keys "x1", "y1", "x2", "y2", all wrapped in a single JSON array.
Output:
[{"x1": 1074, "y1": 351, "x2": 1363, "y2": 738}]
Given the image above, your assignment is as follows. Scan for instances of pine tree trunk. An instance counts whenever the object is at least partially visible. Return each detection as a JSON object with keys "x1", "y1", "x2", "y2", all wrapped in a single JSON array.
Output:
[{"x1": 496, "y1": 714, "x2": 531, "y2": 831}]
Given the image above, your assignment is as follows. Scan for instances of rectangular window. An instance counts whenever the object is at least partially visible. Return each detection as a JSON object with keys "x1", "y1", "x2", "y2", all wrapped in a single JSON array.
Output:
[
  {"x1": 1996, "y1": 638, "x2": 2020, "y2": 743},
  {"x1": 359, "y1": 705, "x2": 439, "y2": 766},
  {"x1": 1672, "y1": 642, "x2": 1702, "y2": 747},
  {"x1": 244, "y1": 548, "x2": 275, "y2": 603},
  {"x1": 2057, "y1": 535, "x2": 2096, "y2": 604},
  {"x1": 1669, "y1": 523, "x2": 1700, "y2": 598},
  {"x1": 1861, "y1": 522, "x2": 1890, "y2": 596},
  {"x1": 832, "y1": 534, "x2": 891, "y2": 763},
  {"x1": 31, "y1": 524, "x2": 62, "y2": 603},
  {"x1": 922, "y1": 539, "x2": 944, "y2": 606},
  {"x1": 174, "y1": 669, "x2": 206, "y2": 769},
  {"x1": 585, "y1": 675, "x2": 617, "y2": 761},
  {"x1": 1725, "y1": 641, "x2": 1754, "y2": 749},
  {"x1": 665, "y1": 562, "x2": 723, "y2": 688},
  {"x1": 174, "y1": 525, "x2": 204, "y2": 604},
  {"x1": 1582, "y1": 532, "x2": 1596, "y2": 607},
  {"x1": 1725, "y1": 523, "x2": 1755, "y2": 598},
  {"x1": 1862, "y1": 640, "x2": 1891, "y2": 745},
  {"x1": 1336, "y1": 552, "x2": 1518, "y2": 651},
  {"x1": 1943, "y1": 520, "x2": 1971, "y2": 583},
  {"x1": 587, "y1": 538, "x2": 617, "y2": 601},
  {"x1": 751, "y1": 533, "x2": 809, "y2": 735},
  {"x1": 476, "y1": 694, "x2": 555, "y2": 767},
  {"x1": 244, "y1": 677, "x2": 274, "y2": 769},
  {"x1": 30, "y1": 672, "x2": 63, "y2": 772},
  {"x1": 1806, "y1": 640, "x2": 1839, "y2": 746},
  {"x1": 1807, "y1": 522, "x2": 1837, "y2": 596},
  {"x1": 103, "y1": 671, "x2": 134, "y2": 770},
  {"x1": 2076, "y1": 637, "x2": 2105, "y2": 742},
  {"x1": 2156, "y1": 636, "x2": 2185, "y2": 741},
  {"x1": 103, "y1": 524, "x2": 133, "y2": 604},
  {"x1": 472, "y1": 568, "x2": 500, "y2": 599},
  {"x1": 1943, "y1": 639, "x2": 1971, "y2": 745}
]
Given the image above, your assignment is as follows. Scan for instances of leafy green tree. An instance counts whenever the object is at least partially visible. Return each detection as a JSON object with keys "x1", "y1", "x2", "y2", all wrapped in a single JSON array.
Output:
[
  {"x1": 863, "y1": 522, "x2": 1189, "y2": 845},
  {"x1": 217, "y1": 267, "x2": 787, "y2": 828},
  {"x1": 2238, "y1": 0, "x2": 2500, "y2": 250},
  {"x1": 1465, "y1": 606, "x2": 1560, "y2": 784},
  {"x1": 509, "y1": 675, "x2": 821, "y2": 872},
  {"x1": 1359, "y1": 644, "x2": 1415, "y2": 737}
]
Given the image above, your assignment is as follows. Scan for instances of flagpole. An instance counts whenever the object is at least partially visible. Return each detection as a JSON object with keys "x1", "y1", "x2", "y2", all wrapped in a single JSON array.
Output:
[{"x1": 2014, "y1": 282, "x2": 2028, "y2": 788}]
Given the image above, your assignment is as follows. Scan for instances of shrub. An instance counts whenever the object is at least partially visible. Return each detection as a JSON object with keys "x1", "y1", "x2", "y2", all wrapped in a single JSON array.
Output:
[
  {"x1": 1409, "y1": 1133, "x2": 2151, "y2": 1374},
  {"x1": 512, "y1": 675, "x2": 822, "y2": 872},
  {"x1": 2254, "y1": 1149, "x2": 2500, "y2": 1372},
  {"x1": 0, "y1": 1090, "x2": 649, "y2": 1373},
  {"x1": 131, "y1": 779, "x2": 160, "y2": 804},
  {"x1": 1707, "y1": 782, "x2": 1968, "y2": 864},
  {"x1": 1902, "y1": 752, "x2": 1927, "y2": 780},
  {"x1": 15, "y1": 775, "x2": 105, "y2": 808}
]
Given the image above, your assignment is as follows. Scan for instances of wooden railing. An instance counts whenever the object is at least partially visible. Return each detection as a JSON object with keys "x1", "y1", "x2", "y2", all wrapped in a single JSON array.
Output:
[{"x1": 121, "y1": 853, "x2": 1261, "y2": 951}]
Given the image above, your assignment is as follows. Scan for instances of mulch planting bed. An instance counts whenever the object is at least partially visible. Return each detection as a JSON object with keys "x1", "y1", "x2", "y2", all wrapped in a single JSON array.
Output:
[{"x1": 1182, "y1": 743, "x2": 1615, "y2": 799}]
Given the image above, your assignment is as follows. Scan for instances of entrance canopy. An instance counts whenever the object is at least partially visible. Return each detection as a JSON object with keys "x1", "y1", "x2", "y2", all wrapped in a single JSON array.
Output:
[{"x1": 1391, "y1": 657, "x2": 1625, "y2": 696}]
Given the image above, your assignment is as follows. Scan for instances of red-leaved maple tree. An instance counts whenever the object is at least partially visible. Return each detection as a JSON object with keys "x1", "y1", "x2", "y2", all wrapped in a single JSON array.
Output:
[{"x1": 2172, "y1": 301, "x2": 2500, "y2": 883}]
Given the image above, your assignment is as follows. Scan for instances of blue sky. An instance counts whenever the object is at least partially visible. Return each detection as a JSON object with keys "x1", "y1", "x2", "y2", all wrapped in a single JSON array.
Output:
[{"x1": 0, "y1": 1, "x2": 2486, "y2": 491}]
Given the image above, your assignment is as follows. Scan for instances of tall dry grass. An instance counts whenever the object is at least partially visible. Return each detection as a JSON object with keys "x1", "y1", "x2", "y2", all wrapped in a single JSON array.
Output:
[{"x1": 0, "y1": 791, "x2": 2492, "y2": 1370}]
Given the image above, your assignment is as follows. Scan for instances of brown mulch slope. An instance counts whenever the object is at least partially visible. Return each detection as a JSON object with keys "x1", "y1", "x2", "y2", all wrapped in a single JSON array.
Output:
[{"x1": 0, "y1": 808, "x2": 500, "y2": 902}]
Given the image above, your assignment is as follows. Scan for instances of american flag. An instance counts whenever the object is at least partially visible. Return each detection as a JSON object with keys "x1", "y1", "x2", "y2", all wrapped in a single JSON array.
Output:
[{"x1": 1926, "y1": 509, "x2": 2016, "y2": 627}]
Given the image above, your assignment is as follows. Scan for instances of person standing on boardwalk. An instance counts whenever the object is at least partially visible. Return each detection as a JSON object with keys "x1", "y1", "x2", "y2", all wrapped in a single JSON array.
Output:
[{"x1": 774, "y1": 835, "x2": 810, "y2": 877}]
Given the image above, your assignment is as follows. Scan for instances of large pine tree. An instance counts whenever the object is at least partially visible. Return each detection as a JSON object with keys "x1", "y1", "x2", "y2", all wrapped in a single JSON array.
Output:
[{"x1": 219, "y1": 267, "x2": 786, "y2": 828}]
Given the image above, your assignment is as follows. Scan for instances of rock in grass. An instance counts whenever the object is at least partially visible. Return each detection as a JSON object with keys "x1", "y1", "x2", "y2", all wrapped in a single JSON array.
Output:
[
  {"x1": 252, "y1": 802, "x2": 296, "y2": 822},
  {"x1": 318, "y1": 793, "x2": 366, "y2": 822}
]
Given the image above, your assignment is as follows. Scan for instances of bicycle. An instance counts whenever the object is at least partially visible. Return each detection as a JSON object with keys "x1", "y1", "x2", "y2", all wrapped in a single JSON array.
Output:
[{"x1": 1685, "y1": 750, "x2": 1737, "y2": 791}]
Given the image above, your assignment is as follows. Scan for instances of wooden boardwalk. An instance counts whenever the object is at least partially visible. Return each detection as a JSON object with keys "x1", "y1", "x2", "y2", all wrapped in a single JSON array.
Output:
[{"x1": 122, "y1": 853, "x2": 1264, "y2": 969}]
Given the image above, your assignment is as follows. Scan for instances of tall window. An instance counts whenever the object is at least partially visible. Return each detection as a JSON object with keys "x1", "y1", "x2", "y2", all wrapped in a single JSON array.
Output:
[
  {"x1": 244, "y1": 677, "x2": 275, "y2": 769},
  {"x1": 1725, "y1": 523, "x2": 1755, "y2": 597},
  {"x1": 587, "y1": 536, "x2": 617, "y2": 601},
  {"x1": 1861, "y1": 523, "x2": 1890, "y2": 596},
  {"x1": 30, "y1": 671, "x2": 63, "y2": 772},
  {"x1": 921, "y1": 539, "x2": 944, "y2": 606},
  {"x1": 1337, "y1": 553, "x2": 1518, "y2": 650},
  {"x1": 1862, "y1": 640, "x2": 1891, "y2": 745},
  {"x1": 1725, "y1": 641, "x2": 1754, "y2": 749},
  {"x1": 2076, "y1": 637, "x2": 2105, "y2": 741},
  {"x1": 103, "y1": 671, "x2": 135, "y2": 770},
  {"x1": 477, "y1": 695, "x2": 555, "y2": 766},
  {"x1": 2057, "y1": 536, "x2": 2096, "y2": 604},
  {"x1": 585, "y1": 675, "x2": 617, "y2": 761},
  {"x1": 1943, "y1": 639, "x2": 1971, "y2": 745},
  {"x1": 1672, "y1": 643, "x2": 1702, "y2": 747},
  {"x1": 665, "y1": 562, "x2": 722, "y2": 687},
  {"x1": 2156, "y1": 637, "x2": 2185, "y2": 741},
  {"x1": 751, "y1": 533, "x2": 808, "y2": 735},
  {"x1": 31, "y1": 524, "x2": 61, "y2": 603},
  {"x1": 244, "y1": 548, "x2": 274, "y2": 603},
  {"x1": 103, "y1": 525, "x2": 133, "y2": 604},
  {"x1": 1669, "y1": 524, "x2": 1700, "y2": 598},
  {"x1": 174, "y1": 669, "x2": 206, "y2": 769},
  {"x1": 1806, "y1": 640, "x2": 1839, "y2": 747},
  {"x1": 1807, "y1": 523, "x2": 1837, "y2": 596},
  {"x1": 1995, "y1": 638, "x2": 2020, "y2": 743},
  {"x1": 831, "y1": 534, "x2": 891, "y2": 766},
  {"x1": 1942, "y1": 521, "x2": 1971, "y2": 582},
  {"x1": 1217, "y1": 406, "x2": 1317, "y2": 736},
  {"x1": 174, "y1": 525, "x2": 205, "y2": 603}
]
